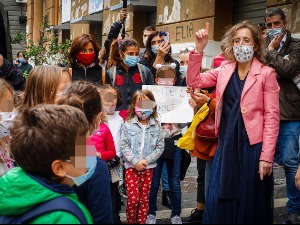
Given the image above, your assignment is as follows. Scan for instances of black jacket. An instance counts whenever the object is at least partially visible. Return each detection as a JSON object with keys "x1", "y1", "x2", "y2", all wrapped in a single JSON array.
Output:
[
  {"x1": 266, "y1": 31, "x2": 300, "y2": 120},
  {"x1": 107, "y1": 63, "x2": 155, "y2": 110},
  {"x1": 104, "y1": 22, "x2": 123, "y2": 62},
  {"x1": 71, "y1": 64, "x2": 111, "y2": 85},
  {"x1": 0, "y1": 59, "x2": 25, "y2": 90}
]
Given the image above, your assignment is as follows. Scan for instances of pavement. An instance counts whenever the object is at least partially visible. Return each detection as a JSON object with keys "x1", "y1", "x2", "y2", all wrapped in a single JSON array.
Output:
[{"x1": 120, "y1": 158, "x2": 289, "y2": 224}]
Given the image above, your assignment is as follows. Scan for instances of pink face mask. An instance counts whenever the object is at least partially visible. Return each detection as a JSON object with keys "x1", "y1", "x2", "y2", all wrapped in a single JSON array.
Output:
[{"x1": 157, "y1": 78, "x2": 175, "y2": 86}]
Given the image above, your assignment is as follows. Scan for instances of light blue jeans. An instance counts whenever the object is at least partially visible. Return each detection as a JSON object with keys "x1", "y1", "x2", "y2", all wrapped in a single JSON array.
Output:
[{"x1": 275, "y1": 121, "x2": 300, "y2": 215}]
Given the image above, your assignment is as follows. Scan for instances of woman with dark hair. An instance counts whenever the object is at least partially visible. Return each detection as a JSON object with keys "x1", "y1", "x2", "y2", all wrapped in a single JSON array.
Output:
[
  {"x1": 69, "y1": 33, "x2": 110, "y2": 85},
  {"x1": 140, "y1": 31, "x2": 183, "y2": 86},
  {"x1": 107, "y1": 38, "x2": 154, "y2": 110}
]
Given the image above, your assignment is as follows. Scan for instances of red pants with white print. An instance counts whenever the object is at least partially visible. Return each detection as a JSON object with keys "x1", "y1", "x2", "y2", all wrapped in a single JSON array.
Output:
[{"x1": 125, "y1": 168, "x2": 153, "y2": 224}]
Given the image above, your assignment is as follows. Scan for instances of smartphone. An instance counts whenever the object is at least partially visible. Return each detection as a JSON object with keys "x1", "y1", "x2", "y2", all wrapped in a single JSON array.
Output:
[{"x1": 160, "y1": 31, "x2": 170, "y2": 43}]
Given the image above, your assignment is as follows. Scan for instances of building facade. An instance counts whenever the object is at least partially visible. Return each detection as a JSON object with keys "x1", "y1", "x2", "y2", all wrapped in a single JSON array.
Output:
[
  {"x1": 20, "y1": 0, "x2": 300, "y2": 67},
  {"x1": 0, "y1": 0, "x2": 27, "y2": 62}
]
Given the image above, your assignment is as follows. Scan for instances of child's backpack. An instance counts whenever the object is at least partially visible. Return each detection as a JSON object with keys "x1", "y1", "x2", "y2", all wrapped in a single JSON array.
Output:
[{"x1": 0, "y1": 196, "x2": 87, "y2": 224}]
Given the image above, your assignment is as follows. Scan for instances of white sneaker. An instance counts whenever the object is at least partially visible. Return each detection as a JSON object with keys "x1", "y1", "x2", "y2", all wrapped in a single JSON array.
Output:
[
  {"x1": 146, "y1": 214, "x2": 156, "y2": 224},
  {"x1": 171, "y1": 215, "x2": 182, "y2": 224}
]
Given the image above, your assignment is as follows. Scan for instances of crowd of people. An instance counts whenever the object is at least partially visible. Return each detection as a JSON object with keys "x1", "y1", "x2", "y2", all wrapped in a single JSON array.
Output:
[{"x1": 0, "y1": 7, "x2": 300, "y2": 225}]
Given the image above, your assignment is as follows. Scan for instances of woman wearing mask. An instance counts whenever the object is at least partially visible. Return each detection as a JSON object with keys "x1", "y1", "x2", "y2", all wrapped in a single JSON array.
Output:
[
  {"x1": 69, "y1": 34, "x2": 110, "y2": 85},
  {"x1": 187, "y1": 21, "x2": 280, "y2": 224},
  {"x1": 140, "y1": 31, "x2": 183, "y2": 86},
  {"x1": 107, "y1": 38, "x2": 155, "y2": 110}
]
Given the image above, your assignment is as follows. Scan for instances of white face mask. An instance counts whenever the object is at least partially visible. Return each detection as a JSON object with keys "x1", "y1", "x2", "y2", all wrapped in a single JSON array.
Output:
[
  {"x1": 104, "y1": 105, "x2": 116, "y2": 115},
  {"x1": 143, "y1": 37, "x2": 148, "y2": 47},
  {"x1": 180, "y1": 66, "x2": 188, "y2": 78},
  {"x1": 233, "y1": 45, "x2": 254, "y2": 63},
  {"x1": 0, "y1": 112, "x2": 16, "y2": 138}
]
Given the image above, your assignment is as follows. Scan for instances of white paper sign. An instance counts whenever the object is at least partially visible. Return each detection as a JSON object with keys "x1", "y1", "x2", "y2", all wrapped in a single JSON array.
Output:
[{"x1": 143, "y1": 85, "x2": 194, "y2": 123}]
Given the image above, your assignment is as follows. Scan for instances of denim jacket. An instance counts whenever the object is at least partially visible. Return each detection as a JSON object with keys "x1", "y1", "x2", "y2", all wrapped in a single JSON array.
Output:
[{"x1": 121, "y1": 116, "x2": 164, "y2": 167}]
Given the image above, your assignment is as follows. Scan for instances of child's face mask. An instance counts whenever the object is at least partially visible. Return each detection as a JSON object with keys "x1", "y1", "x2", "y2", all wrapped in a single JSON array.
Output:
[
  {"x1": 135, "y1": 107, "x2": 153, "y2": 120},
  {"x1": 157, "y1": 78, "x2": 175, "y2": 86}
]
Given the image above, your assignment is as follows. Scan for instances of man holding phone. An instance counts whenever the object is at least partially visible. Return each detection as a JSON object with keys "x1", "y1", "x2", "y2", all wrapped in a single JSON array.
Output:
[{"x1": 265, "y1": 8, "x2": 300, "y2": 225}]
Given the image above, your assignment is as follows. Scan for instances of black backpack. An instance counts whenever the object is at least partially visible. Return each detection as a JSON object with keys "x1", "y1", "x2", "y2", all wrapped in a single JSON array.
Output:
[{"x1": 0, "y1": 196, "x2": 88, "y2": 224}]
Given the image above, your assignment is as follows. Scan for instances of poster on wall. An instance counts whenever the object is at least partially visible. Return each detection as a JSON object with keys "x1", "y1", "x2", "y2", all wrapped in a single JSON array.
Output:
[
  {"x1": 62, "y1": 0, "x2": 71, "y2": 23},
  {"x1": 89, "y1": 0, "x2": 103, "y2": 14}
]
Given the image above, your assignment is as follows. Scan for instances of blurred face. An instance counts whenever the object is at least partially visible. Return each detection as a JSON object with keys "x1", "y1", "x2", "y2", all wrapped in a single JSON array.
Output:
[
  {"x1": 102, "y1": 88, "x2": 117, "y2": 115},
  {"x1": 54, "y1": 71, "x2": 71, "y2": 104},
  {"x1": 180, "y1": 53, "x2": 189, "y2": 66},
  {"x1": 233, "y1": 28, "x2": 255, "y2": 46},
  {"x1": 0, "y1": 90, "x2": 14, "y2": 113},
  {"x1": 80, "y1": 42, "x2": 95, "y2": 54}
]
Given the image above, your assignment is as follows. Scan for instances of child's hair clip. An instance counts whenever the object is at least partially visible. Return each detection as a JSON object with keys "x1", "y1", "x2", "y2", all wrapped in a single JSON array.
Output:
[
  {"x1": 170, "y1": 63, "x2": 176, "y2": 69},
  {"x1": 156, "y1": 64, "x2": 164, "y2": 70}
]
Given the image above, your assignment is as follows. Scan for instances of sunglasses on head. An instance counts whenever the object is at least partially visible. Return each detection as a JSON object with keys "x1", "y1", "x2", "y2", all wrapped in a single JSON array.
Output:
[{"x1": 179, "y1": 46, "x2": 195, "y2": 53}]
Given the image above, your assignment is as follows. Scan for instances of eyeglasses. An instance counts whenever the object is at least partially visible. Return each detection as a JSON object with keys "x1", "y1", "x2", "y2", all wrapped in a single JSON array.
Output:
[{"x1": 179, "y1": 46, "x2": 195, "y2": 53}]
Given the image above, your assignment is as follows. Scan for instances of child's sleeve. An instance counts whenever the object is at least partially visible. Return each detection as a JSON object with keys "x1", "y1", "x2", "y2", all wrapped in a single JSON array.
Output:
[
  {"x1": 144, "y1": 124, "x2": 165, "y2": 164},
  {"x1": 120, "y1": 123, "x2": 139, "y2": 166},
  {"x1": 101, "y1": 125, "x2": 117, "y2": 161}
]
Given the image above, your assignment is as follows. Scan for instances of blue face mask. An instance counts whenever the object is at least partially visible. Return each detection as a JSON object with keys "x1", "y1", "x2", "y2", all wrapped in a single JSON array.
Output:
[
  {"x1": 151, "y1": 45, "x2": 159, "y2": 55},
  {"x1": 179, "y1": 66, "x2": 188, "y2": 78},
  {"x1": 66, "y1": 159, "x2": 97, "y2": 186},
  {"x1": 267, "y1": 27, "x2": 284, "y2": 40},
  {"x1": 18, "y1": 58, "x2": 25, "y2": 63},
  {"x1": 135, "y1": 107, "x2": 153, "y2": 120},
  {"x1": 123, "y1": 55, "x2": 140, "y2": 67}
]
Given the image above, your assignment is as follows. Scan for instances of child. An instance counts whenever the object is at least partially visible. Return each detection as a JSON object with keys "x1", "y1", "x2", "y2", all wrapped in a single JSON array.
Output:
[
  {"x1": 0, "y1": 79, "x2": 16, "y2": 177},
  {"x1": 107, "y1": 38, "x2": 155, "y2": 110},
  {"x1": 58, "y1": 81, "x2": 114, "y2": 224},
  {"x1": 121, "y1": 89, "x2": 164, "y2": 224},
  {"x1": 0, "y1": 104, "x2": 93, "y2": 224},
  {"x1": 22, "y1": 65, "x2": 71, "y2": 107},
  {"x1": 98, "y1": 84, "x2": 126, "y2": 223},
  {"x1": 147, "y1": 64, "x2": 187, "y2": 224}
]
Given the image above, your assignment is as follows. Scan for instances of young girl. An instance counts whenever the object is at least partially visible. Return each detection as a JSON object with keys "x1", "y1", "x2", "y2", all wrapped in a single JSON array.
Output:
[
  {"x1": 107, "y1": 38, "x2": 155, "y2": 110},
  {"x1": 98, "y1": 84, "x2": 126, "y2": 223},
  {"x1": 22, "y1": 65, "x2": 71, "y2": 107},
  {"x1": 121, "y1": 89, "x2": 164, "y2": 224},
  {"x1": 0, "y1": 79, "x2": 16, "y2": 177}
]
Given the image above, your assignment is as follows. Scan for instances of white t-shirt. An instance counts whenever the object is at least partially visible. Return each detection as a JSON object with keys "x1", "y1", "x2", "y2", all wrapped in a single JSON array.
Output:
[{"x1": 107, "y1": 112, "x2": 124, "y2": 157}]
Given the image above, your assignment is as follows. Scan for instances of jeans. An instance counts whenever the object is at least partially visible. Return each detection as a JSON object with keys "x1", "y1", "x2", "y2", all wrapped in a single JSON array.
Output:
[
  {"x1": 275, "y1": 121, "x2": 300, "y2": 214},
  {"x1": 149, "y1": 146, "x2": 182, "y2": 217},
  {"x1": 162, "y1": 162, "x2": 170, "y2": 191}
]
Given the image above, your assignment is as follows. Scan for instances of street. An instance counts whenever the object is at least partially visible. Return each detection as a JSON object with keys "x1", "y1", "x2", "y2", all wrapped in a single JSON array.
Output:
[{"x1": 120, "y1": 158, "x2": 288, "y2": 224}]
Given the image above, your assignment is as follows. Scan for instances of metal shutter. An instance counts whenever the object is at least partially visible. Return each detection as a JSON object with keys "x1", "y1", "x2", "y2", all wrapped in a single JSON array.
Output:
[{"x1": 233, "y1": 0, "x2": 266, "y2": 24}]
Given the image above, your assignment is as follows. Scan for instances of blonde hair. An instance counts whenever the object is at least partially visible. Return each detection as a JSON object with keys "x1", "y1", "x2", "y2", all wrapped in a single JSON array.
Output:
[
  {"x1": 223, "y1": 20, "x2": 266, "y2": 64},
  {"x1": 22, "y1": 65, "x2": 70, "y2": 108}
]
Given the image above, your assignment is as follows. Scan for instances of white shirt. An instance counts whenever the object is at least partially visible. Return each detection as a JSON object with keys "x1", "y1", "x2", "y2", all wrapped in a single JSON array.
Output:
[
  {"x1": 277, "y1": 33, "x2": 287, "y2": 52},
  {"x1": 107, "y1": 112, "x2": 124, "y2": 157}
]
